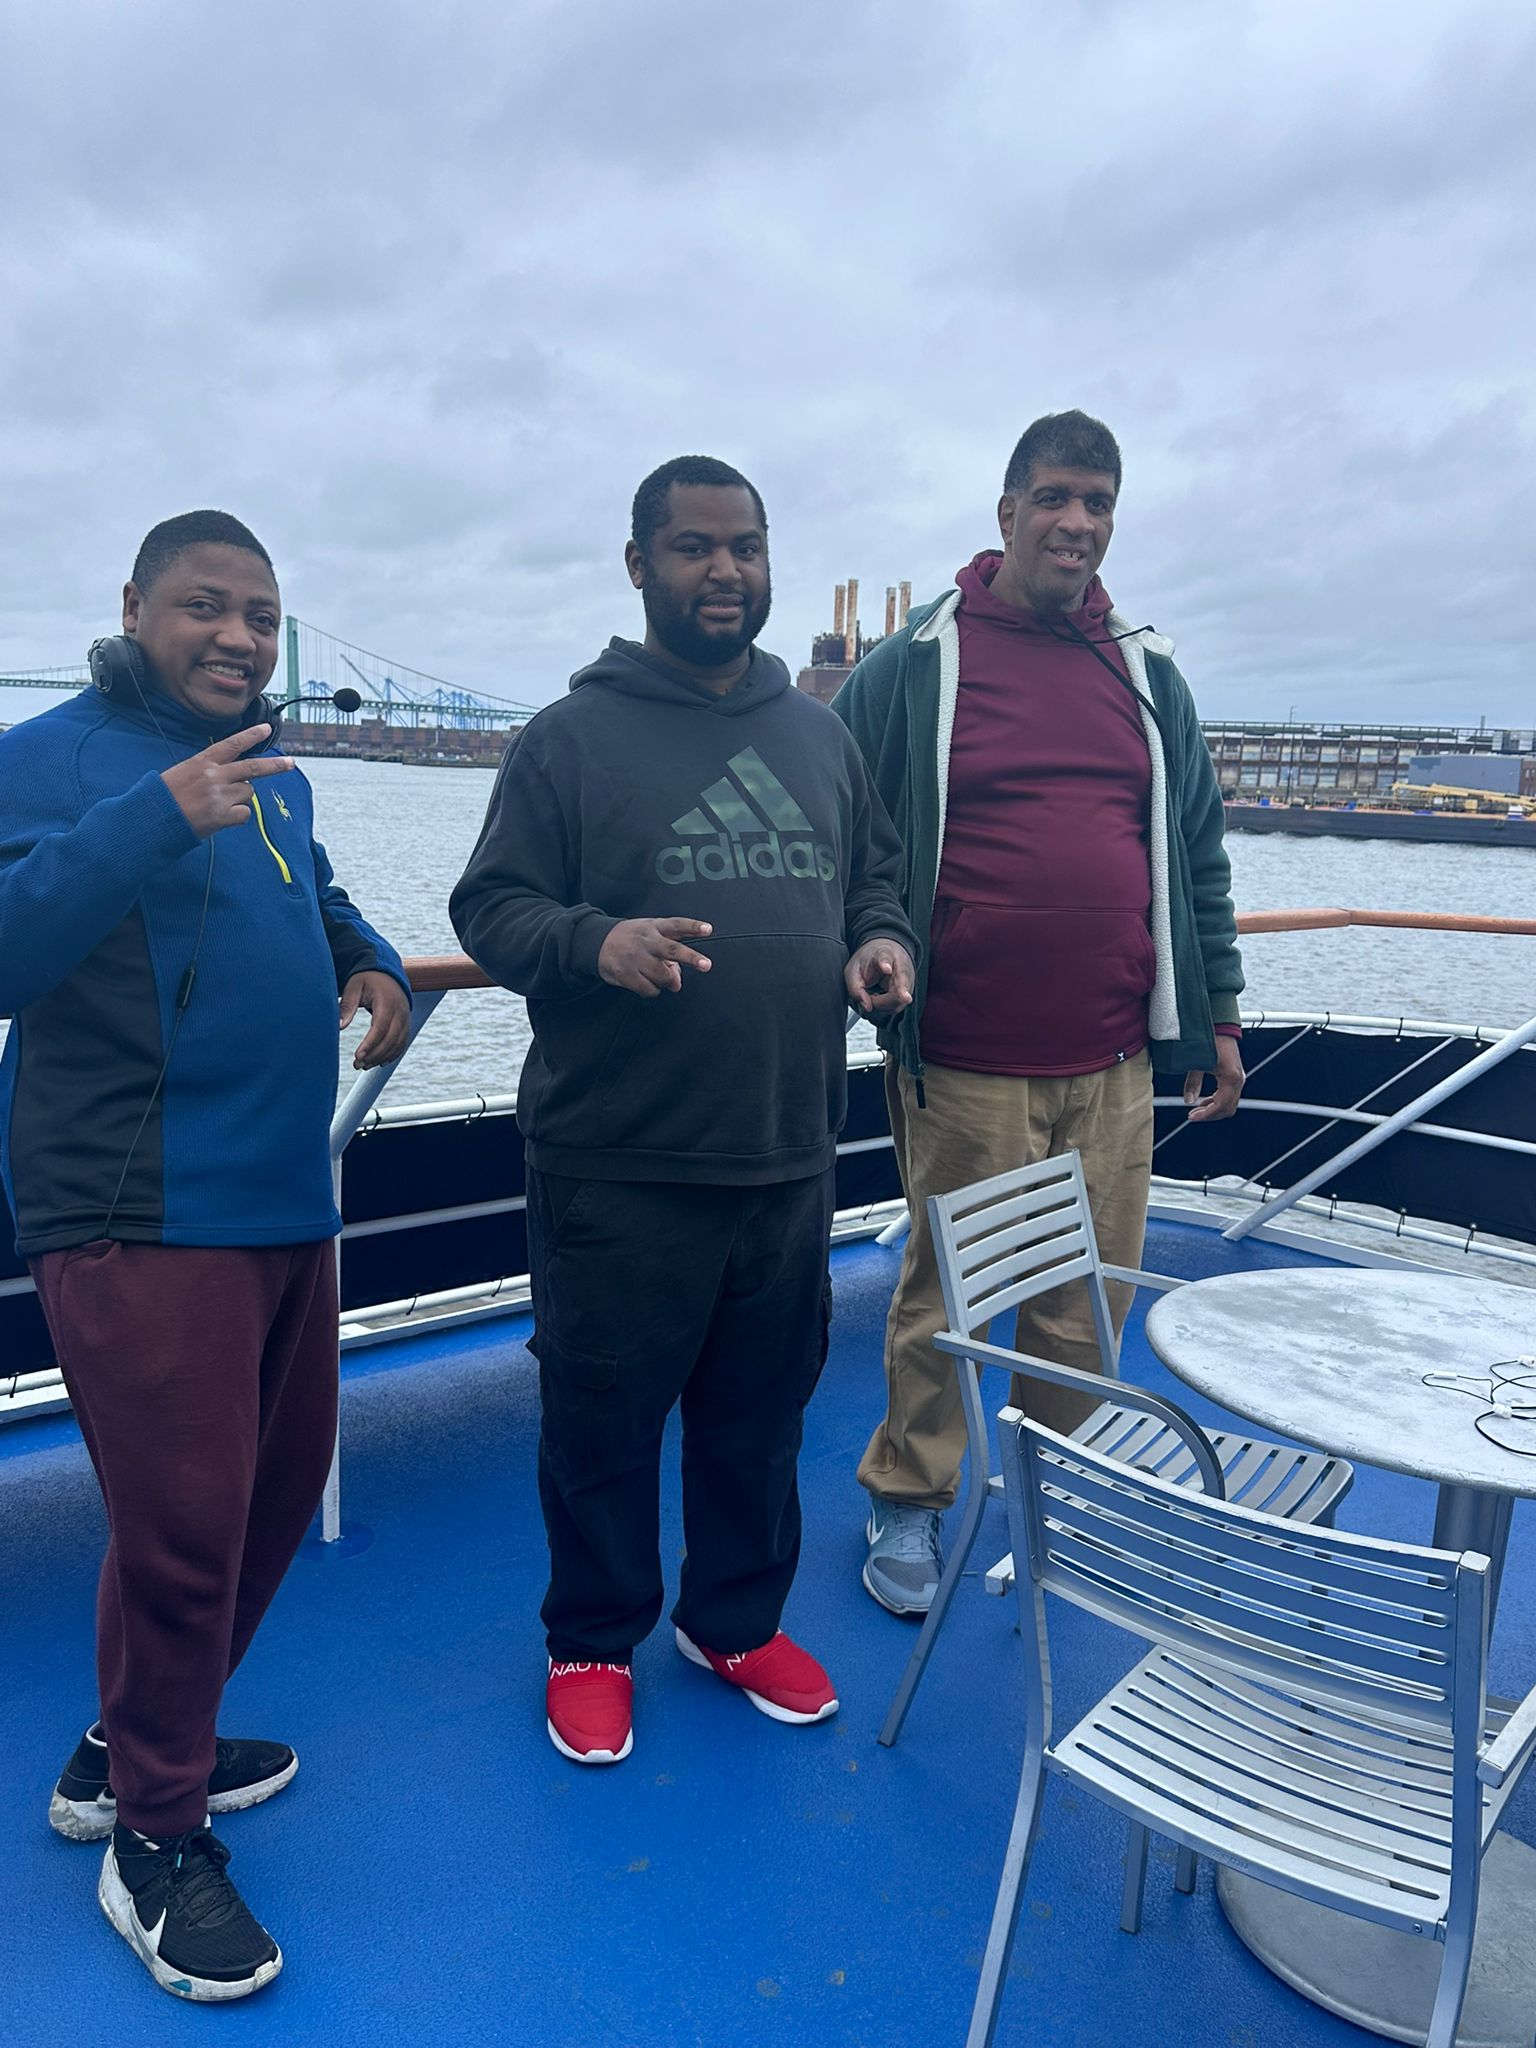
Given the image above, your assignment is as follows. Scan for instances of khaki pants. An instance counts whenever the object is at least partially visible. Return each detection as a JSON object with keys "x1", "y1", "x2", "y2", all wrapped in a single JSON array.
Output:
[{"x1": 858, "y1": 1053, "x2": 1154, "y2": 1511}]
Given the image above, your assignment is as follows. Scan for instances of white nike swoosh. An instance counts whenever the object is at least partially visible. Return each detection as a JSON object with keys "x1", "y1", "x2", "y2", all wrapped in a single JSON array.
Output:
[{"x1": 134, "y1": 1907, "x2": 167, "y2": 1961}]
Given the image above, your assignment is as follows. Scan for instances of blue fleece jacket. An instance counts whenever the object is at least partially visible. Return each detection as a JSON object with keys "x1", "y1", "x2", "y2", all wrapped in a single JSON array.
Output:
[{"x1": 0, "y1": 685, "x2": 408, "y2": 1255}]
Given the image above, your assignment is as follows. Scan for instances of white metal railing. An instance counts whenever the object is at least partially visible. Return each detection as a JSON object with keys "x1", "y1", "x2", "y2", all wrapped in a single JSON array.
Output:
[{"x1": 8, "y1": 909, "x2": 1536, "y2": 1491}]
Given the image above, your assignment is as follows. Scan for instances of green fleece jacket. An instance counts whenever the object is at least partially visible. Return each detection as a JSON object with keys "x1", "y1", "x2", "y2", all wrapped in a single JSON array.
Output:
[{"x1": 830, "y1": 590, "x2": 1244, "y2": 1078}]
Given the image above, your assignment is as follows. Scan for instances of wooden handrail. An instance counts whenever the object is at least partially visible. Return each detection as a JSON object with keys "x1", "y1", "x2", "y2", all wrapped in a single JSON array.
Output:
[
  {"x1": 403, "y1": 909, "x2": 1536, "y2": 993},
  {"x1": 1236, "y1": 908, "x2": 1350, "y2": 934},
  {"x1": 4, "y1": 914, "x2": 1533, "y2": 1018},
  {"x1": 1234, "y1": 907, "x2": 1536, "y2": 938},
  {"x1": 406, "y1": 954, "x2": 495, "y2": 991}
]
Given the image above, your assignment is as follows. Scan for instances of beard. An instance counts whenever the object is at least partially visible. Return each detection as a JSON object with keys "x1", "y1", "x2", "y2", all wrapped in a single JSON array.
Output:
[{"x1": 642, "y1": 573, "x2": 772, "y2": 668}]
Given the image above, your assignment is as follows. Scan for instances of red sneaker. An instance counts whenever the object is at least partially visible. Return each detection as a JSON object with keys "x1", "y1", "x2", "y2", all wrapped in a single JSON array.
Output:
[
  {"x1": 674, "y1": 1628, "x2": 839, "y2": 1724},
  {"x1": 546, "y1": 1659, "x2": 634, "y2": 1764}
]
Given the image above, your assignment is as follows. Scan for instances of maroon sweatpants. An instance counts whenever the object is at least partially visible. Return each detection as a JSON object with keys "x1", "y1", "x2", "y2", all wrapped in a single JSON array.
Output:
[{"x1": 30, "y1": 1239, "x2": 338, "y2": 1836}]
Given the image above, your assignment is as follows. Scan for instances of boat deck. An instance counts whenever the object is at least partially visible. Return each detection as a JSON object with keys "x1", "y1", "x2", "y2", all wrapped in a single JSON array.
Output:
[{"x1": 2, "y1": 1222, "x2": 1532, "y2": 2048}]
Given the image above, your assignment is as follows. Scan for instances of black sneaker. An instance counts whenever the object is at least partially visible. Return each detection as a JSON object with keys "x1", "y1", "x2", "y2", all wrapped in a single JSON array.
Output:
[
  {"x1": 98, "y1": 1822, "x2": 282, "y2": 2000},
  {"x1": 50, "y1": 1725, "x2": 298, "y2": 1842}
]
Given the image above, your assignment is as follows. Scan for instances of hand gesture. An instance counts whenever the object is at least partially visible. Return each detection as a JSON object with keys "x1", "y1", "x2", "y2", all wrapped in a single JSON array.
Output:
[
  {"x1": 162, "y1": 724, "x2": 295, "y2": 838},
  {"x1": 598, "y1": 918, "x2": 713, "y2": 997},
  {"x1": 341, "y1": 971, "x2": 414, "y2": 1070},
  {"x1": 1183, "y1": 1034, "x2": 1246, "y2": 1122},
  {"x1": 845, "y1": 938, "x2": 915, "y2": 1015}
]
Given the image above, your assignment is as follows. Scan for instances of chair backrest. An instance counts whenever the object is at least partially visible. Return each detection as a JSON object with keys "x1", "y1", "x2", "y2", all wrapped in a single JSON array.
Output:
[
  {"x1": 1004, "y1": 1412, "x2": 1488, "y2": 1733},
  {"x1": 929, "y1": 1153, "x2": 1112, "y2": 1355}
]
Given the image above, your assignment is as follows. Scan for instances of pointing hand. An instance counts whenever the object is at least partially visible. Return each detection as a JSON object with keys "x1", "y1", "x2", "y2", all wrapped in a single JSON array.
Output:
[
  {"x1": 598, "y1": 918, "x2": 714, "y2": 997},
  {"x1": 162, "y1": 725, "x2": 296, "y2": 839}
]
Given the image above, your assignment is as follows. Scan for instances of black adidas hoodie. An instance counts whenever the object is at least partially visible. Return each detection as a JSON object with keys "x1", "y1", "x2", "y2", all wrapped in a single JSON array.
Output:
[{"x1": 450, "y1": 639, "x2": 916, "y2": 1184}]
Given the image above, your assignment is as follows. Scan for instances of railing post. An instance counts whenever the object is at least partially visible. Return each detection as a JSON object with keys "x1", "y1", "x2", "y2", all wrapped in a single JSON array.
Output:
[
  {"x1": 317, "y1": 988, "x2": 447, "y2": 1545},
  {"x1": 1223, "y1": 1008, "x2": 1536, "y2": 1242}
]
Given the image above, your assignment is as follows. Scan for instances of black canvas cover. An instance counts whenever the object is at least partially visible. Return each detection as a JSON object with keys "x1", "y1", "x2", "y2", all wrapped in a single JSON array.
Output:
[{"x1": 4, "y1": 1032, "x2": 1527, "y2": 1383}]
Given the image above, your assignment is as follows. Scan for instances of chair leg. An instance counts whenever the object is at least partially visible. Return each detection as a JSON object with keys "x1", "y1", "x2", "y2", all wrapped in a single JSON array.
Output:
[
  {"x1": 1174, "y1": 1845, "x2": 1197, "y2": 1895},
  {"x1": 878, "y1": 1466, "x2": 990, "y2": 1748},
  {"x1": 1426, "y1": 1881, "x2": 1478, "y2": 2048},
  {"x1": 964, "y1": 1747, "x2": 1048, "y2": 2048},
  {"x1": 1120, "y1": 1822, "x2": 1150, "y2": 1935}
]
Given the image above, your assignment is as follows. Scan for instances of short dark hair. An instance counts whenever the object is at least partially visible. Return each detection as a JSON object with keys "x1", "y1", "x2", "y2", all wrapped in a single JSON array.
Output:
[
  {"x1": 1003, "y1": 412, "x2": 1122, "y2": 497},
  {"x1": 131, "y1": 510, "x2": 274, "y2": 593},
  {"x1": 631, "y1": 456, "x2": 767, "y2": 555}
]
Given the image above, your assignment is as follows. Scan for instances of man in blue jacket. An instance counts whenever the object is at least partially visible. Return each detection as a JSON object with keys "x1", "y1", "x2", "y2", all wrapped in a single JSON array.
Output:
[{"x1": 0, "y1": 511, "x2": 410, "y2": 2001}]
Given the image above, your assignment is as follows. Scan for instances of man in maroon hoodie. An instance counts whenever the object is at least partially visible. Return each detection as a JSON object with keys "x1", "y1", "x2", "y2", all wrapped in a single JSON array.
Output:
[{"x1": 833, "y1": 411, "x2": 1246, "y2": 1617}]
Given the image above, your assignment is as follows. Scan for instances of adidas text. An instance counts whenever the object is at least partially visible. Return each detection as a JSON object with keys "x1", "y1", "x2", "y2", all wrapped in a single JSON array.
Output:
[{"x1": 656, "y1": 831, "x2": 836, "y2": 885}]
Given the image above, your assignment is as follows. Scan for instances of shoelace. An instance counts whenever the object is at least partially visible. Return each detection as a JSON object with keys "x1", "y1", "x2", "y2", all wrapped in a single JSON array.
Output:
[
  {"x1": 160, "y1": 1830, "x2": 245, "y2": 1929},
  {"x1": 877, "y1": 1511, "x2": 943, "y2": 1565}
]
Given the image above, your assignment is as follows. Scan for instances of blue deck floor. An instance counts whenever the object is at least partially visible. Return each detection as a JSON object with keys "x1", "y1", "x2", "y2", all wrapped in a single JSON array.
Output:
[{"x1": 1, "y1": 1221, "x2": 1532, "y2": 2048}]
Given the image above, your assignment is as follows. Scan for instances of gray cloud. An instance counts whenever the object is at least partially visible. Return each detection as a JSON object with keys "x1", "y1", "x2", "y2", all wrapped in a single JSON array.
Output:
[{"x1": 3, "y1": 0, "x2": 1534, "y2": 727}]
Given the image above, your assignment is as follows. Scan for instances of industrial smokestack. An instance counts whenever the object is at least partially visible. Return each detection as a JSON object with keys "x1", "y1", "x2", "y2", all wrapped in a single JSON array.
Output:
[
  {"x1": 845, "y1": 577, "x2": 859, "y2": 663},
  {"x1": 885, "y1": 586, "x2": 897, "y2": 637},
  {"x1": 898, "y1": 581, "x2": 911, "y2": 626},
  {"x1": 833, "y1": 584, "x2": 846, "y2": 638}
]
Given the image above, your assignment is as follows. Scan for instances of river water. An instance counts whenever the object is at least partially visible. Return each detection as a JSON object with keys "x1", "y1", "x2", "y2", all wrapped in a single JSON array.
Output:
[
  {"x1": 291, "y1": 757, "x2": 1536, "y2": 1105},
  {"x1": 2, "y1": 752, "x2": 1528, "y2": 1101}
]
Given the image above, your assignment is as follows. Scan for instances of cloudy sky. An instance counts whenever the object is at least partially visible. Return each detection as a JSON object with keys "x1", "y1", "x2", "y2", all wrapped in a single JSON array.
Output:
[{"x1": 3, "y1": 0, "x2": 1533, "y2": 729}]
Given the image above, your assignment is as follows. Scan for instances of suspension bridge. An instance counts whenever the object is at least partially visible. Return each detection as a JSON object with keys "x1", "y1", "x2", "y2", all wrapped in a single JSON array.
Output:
[{"x1": 0, "y1": 621, "x2": 539, "y2": 731}]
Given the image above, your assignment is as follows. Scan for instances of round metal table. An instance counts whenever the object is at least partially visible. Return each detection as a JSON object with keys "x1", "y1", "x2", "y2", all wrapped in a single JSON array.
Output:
[{"x1": 1144, "y1": 1267, "x2": 1536, "y2": 2048}]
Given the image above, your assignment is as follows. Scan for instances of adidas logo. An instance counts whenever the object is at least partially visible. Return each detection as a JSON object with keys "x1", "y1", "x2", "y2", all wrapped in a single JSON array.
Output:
[{"x1": 655, "y1": 746, "x2": 837, "y2": 885}]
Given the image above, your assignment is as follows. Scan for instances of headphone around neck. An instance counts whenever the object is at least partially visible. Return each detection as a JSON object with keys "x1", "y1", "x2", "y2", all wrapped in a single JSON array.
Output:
[{"x1": 87, "y1": 634, "x2": 285, "y2": 745}]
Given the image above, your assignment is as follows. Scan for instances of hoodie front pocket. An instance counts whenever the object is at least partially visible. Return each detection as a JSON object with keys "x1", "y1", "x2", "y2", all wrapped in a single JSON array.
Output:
[
  {"x1": 923, "y1": 900, "x2": 1156, "y2": 1071},
  {"x1": 594, "y1": 1003, "x2": 649, "y2": 1102}
]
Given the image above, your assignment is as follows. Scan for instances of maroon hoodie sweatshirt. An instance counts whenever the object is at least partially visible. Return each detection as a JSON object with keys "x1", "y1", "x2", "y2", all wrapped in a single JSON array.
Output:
[{"x1": 920, "y1": 552, "x2": 1155, "y2": 1076}]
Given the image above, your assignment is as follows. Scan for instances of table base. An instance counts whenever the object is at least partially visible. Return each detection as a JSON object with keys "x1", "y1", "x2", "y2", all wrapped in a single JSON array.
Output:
[{"x1": 1217, "y1": 1833, "x2": 1536, "y2": 2047}]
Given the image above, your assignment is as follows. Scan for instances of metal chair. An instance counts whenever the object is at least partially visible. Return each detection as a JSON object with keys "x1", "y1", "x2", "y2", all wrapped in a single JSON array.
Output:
[
  {"x1": 963, "y1": 1409, "x2": 1536, "y2": 2048},
  {"x1": 878, "y1": 1152, "x2": 1353, "y2": 1747}
]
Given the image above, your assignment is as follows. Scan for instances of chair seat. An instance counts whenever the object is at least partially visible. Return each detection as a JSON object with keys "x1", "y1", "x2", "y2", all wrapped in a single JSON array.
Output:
[
  {"x1": 1075, "y1": 1401, "x2": 1352, "y2": 1523},
  {"x1": 983, "y1": 1400, "x2": 1352, "y2": 1594},
  {"x1": 1050, "y1": 1648, "x2": 1509, "y2": 1933}
]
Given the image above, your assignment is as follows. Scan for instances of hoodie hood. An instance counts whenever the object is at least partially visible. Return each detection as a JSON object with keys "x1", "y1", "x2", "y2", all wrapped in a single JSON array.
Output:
[
  {"x1": 568, "y1": 638, "x2": 791, "y2": 718},
  {"x1": 955, "y1": 551, "x2": 1116, "y2": 641}
]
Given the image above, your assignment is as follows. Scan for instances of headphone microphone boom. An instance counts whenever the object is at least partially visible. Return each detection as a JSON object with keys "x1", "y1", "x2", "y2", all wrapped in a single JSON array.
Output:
[{"x1": 288, "y1": 686, "x2": 362, "y2": 714}]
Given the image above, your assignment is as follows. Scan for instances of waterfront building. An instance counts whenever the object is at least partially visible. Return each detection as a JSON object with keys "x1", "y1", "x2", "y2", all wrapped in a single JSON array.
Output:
[{"x1": 1201, "y1": 719, "x2": 1536, "y2": 798}]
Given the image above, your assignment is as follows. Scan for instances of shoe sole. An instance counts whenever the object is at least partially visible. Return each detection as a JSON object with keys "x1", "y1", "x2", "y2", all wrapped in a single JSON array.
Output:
[
  {"x1": 49, "y1": 1790, "x2": 117, "y2": 1843},
  {"x1": 51, "y1": 1754, "x2": 299, "y2": 1844},
  {"x1": 674, "y1": 1628, "x2": 838, "y2": 1725},
  {"x1": 860, "y1": 1558, "x2": 934, "y2": 1619},
  {"x1": 546, "y1": 1718, "x2": 633, "y2": 1765},
  {"x1": 98, "y1": 1846, "x2": 282, "y2": 2002}
]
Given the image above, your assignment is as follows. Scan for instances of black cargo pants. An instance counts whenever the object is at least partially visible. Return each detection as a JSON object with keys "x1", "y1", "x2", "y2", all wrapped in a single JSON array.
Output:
[{"x1": 526, "y1": 1167, "x2": 835, "y2": 1663}]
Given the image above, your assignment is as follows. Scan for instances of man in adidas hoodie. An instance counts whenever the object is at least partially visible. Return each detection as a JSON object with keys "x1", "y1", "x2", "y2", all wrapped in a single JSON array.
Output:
[
  {"x1": 451, "y1": 456, "x2": 916, "y2": 1764},
  {"x1": 833, "y1": 412, "x2": 1246, "y2": 1619},
  {"x1": 0, "y1": 511, "x2": 410, "y2": 2000}
]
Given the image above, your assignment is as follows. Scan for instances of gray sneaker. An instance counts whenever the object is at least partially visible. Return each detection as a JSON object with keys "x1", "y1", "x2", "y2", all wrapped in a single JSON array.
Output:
[{"x1": 862, "y1": 1502, "x2": 944, "y2": 1616}]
